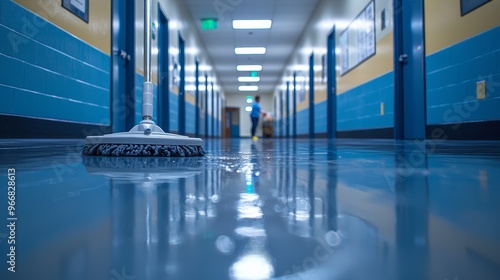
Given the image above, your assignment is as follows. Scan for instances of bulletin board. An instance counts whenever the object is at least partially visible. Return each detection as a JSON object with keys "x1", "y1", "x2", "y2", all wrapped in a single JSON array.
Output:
[
  {"x1": 62, "y1": 0, "x2": 89, "y2": 23},
  {"x1": 339, "y1": 0, "x2": 376, "y2": 76},
  {"x1": 460, "y1": 0, "x2": 491, "y2": 16}
]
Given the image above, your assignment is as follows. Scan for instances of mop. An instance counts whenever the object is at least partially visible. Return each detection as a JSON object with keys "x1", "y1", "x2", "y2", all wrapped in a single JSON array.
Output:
[{"x1": 82, "y1": 0, "x2": 205, "y2": 157}]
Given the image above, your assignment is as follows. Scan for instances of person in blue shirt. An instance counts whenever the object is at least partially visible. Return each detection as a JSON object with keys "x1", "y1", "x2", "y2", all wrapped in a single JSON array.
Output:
[{"x1": 250, "y1": 95, "x2": 265, "y2": 141}]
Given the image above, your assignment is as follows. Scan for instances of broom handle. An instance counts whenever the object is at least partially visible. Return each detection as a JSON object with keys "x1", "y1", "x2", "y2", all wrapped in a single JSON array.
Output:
[{"x1": 142, "y1": 0, "x2": 153, "y2": 120}]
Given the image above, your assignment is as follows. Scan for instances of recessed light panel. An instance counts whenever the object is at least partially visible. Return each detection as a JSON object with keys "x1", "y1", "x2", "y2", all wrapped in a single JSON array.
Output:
[
  {"x1": 232, "y1": 20, "x2": 272, "y2": 29},
  {"x1": 237, "y1": 65, "x2": 263, "y2": 71},
  {"x1": 235, "y1": 47, "x2": 266, "y2": 55},
  {"x1": 239, "y1": 86, "x2": 259, "y2": 91},
  {"x1": 238, "y1": 77, "x2": 261, "y2": 82}
]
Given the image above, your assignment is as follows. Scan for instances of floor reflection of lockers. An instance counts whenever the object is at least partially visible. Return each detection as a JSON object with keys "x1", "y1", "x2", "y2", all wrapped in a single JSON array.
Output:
[{"x1": 224, "y1": 107, "x2": 240, "y2": 138}]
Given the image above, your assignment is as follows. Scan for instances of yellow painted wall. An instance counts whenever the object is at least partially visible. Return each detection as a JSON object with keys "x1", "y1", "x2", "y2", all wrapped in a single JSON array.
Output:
[
  {"x1": 186, "y1": 92, "x2": 195, "y2": 104},
  {"x1": 297, "y1": 90, "x2": 309, "y2": 111},
  {"x1": 425, "y1": 0, "x2": 500, "y2": 55},
  {"x1": 315, "y1": 70, "x2": 327, "y2": 104},
  {"x1": 15, "y1": 0, "x2": 111, "y2": 55}
]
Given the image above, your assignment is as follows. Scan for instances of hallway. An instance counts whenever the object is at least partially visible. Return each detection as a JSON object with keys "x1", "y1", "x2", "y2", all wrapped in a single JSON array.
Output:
[{"x1": 1, "y1": 139, "x2": 499, "y2": 279}]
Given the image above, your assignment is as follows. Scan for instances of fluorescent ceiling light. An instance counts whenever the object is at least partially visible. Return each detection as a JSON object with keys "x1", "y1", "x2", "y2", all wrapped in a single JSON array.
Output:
[
  {"x1": 233, "y1": 20, "x2": 272, "y2": 29},
  {"x1": 238, "y1": 77, "x2": 261, "y2": 82},
  {"x1": 235, "y1": 47, "x2": 266, "y2": 55},
  {"x1": 239, "y1": 86, "x2": 259, "y2": 91},
  {"x1": 237, "y1": 65, "x2": 263, "y2": 71}
]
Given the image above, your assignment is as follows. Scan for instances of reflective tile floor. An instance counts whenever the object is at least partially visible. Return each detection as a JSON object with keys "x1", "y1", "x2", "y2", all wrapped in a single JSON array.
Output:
[{"x1": 1, "y1": 138, "x2": 500, "y2": 280}]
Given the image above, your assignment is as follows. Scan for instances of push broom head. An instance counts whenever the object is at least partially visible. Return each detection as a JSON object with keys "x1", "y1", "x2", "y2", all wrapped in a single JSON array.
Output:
[{"x1": 82, "y1": 120, "x2": 205, "y2": 157}]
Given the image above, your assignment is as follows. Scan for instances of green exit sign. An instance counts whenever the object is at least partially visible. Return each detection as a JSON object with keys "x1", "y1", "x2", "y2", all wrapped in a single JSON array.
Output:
[
  {"x1": 250, "y1": 71, "x2": 258, "y2": 77},
  {"x1": 201, "y1": 18, "x2": 218, "y2": 30}
]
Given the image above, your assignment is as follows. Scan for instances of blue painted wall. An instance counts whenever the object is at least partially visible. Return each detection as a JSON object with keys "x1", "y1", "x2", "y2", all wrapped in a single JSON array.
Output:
[
  {"x1": 0, "y1": 1, "x2": 110, "y2": 125},
  {"x1": 426, "y1": 26, "x2": 500, "y2": 125},
  {"x1": 207, "y1": 115, "x2": 213, "y2": 137},
  {"x1": 314, "y1": 101, "x2": 327, "y2": 134},
  {"x1": 169, "y1": 92, "x2": 179, "y2": 132},
  {"x1": 296, "y1": 109, "x2": 309, "y2": 136},
  {"x1": 337, "y1": 72, "x2": 394, "y2": 132},
  {"x1": 186, "y1": 101, "x2": 195, "y2": 134}
]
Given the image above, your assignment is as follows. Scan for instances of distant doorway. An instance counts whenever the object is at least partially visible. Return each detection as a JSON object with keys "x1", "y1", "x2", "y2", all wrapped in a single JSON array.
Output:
[{"x1": 224, "y1": 107, "x2": 240, "y2": 138}]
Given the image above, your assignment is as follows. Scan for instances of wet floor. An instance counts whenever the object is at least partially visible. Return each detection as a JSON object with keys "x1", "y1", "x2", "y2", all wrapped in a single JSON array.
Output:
[{"x1": 0, "y1": 138, "x2": 500, "y2": 280}]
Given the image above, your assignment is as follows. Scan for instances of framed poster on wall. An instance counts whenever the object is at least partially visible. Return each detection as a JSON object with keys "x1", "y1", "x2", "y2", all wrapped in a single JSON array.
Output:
[
  {"x1": 339, "y1": 0, "x2": 376, "y2": 76},
  {"x1": 460, "y1": 0, "x2": 491, "y2": 16},
  {"x1": 62, "y1": 0, "x2": 89, "y2": 23}
]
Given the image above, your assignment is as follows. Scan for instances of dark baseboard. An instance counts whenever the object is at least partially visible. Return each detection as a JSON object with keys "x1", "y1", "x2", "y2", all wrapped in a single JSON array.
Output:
[
  {"x1": 0, "y1": 114, "x2": 111, "y2": 138},
  {"x1": 337, "y1": 128, "x2": 394, "y2": 139},
  {"x1": 427, "y1": 121, "x2": 500, "y2": 140}
]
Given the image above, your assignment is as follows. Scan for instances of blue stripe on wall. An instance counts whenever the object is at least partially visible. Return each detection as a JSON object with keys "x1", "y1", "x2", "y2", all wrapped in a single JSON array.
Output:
[
  {"x1": 200, "y1": 113, "x2": 206, "y2": 135},
  {"x1": 337, "y1": 71, "x2": 394, "y2": 131},
  {"x1": 207, "y1": 115, "x2": 213, "y2": 136},
  {"x1": 296, "y1": 109, "x2": 309, "y2": 136},
  {"x1": 185, "y1": 101, "x2": 195, "y2": 134},
  {"x1": 275, "y1": 118, "x2": 280, "y2": 137},
  {"x1": 314, "y1": 101, "x2": 327, "y2": 134},
  {"x1": 170, "y1": 92, "x2": 179, "y2": 132},
  {"x1": 0, "y1": 1, "x2": 110, "y2": 125},
  {"x1": 426, "y1": 26, "x2": 500, "y2": 125}
]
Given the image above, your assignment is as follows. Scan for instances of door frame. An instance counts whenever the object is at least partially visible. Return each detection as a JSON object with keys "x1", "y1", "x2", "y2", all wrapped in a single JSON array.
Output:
[
  {"x1": 178, "y1": 32, "x2": 186, "y2": 135},
  {"x1": 204, "y1": 74, "x2": 209, "y2": 137},
  {"x1": 327, "y1": 26, "x2": 337, "y2": 139},
  {"x1": 292, "y1": 72, "x2": 297, "y2": 138},
  {"x1": 309, "y1": 53, "x2": 315, "y2": 138},
  {"x1": 393, "y1": 0, "x2": 426, "y2": 139},
  {"x1": 286, "y1": 81, "x2": 290, "y2": 138},
  {"x1": 111, "y1": 0, "x2": 135, "y2": 132},
  {"x1": 195, "y1": 58, "x2": 200, "y2": 137},
  {"x1": 158, "y1": 5, "x2": 169, "y2": 131}
]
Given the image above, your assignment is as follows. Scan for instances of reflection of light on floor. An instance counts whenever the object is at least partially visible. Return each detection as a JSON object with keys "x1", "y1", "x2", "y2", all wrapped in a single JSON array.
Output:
[
  {"x1": 290, "y1": 198, "x2": 311, "y2": 221},
  {"x1": 216, "y1": 235, "x2": 235, "y2": 255},
  {"x1": 479, "y1": 170, "x2": 488, "y2": 189},
  {"x1": 230, "y1": 254, "x2": 274, "y2": 280},
  {"x1": 235, "y1": 226, "x2": 266, "y2": 238},
  {"x1": 237, "y1": 193, "x2": 263, "y2": 219}
]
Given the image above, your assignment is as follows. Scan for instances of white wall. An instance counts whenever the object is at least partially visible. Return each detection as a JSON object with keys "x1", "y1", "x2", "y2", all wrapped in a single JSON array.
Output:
[{"x1": 226, "y1": 93, "x2": 273, "y2": 137}]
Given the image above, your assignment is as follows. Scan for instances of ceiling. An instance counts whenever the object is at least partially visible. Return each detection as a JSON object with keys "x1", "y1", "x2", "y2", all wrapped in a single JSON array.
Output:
[{"x1": 184, "y1": 0, "x2": 322, "y2": 95}]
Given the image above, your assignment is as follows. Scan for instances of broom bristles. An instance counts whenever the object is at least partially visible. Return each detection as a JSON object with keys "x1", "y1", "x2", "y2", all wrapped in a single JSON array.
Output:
[{"x1": 82, "y1": 143, "x2": 205, "y2": 157}]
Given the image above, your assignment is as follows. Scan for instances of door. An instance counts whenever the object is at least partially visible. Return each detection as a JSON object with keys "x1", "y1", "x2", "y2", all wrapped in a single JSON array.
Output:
[
  {"x1": 178, "y1": 33, "x2": 186, "y2": 135},
  {"x1": 292, "y1": 72, "x2": 297, "y2": 138},
  {"x1": 195, "y1": 59, "x2": 200, "y2": 137},
  {"x1": 158, "y1": 7, "x2": 169, "y2": 131},
  {"x1": 204, "y1": 74, "x2": 209, "y2": 137},
  {"x1": 327, "y1": 27, "x2": 337, "y2": 139},
  {"x1": 394, "y1": 0, "x2": 426, "y2": 139},
  {"x1": 286, "y1": 82, "x2": 290, "y2": 138},
  {"x1": 224, "y1": 107, "x2": 240, "y2": 138},
  {"x1": 111, "y1": 0, "x2": 135, "y2": 132},
  {"x1": 309, "y1": 53, "x2": 315, "y2": 138}
]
